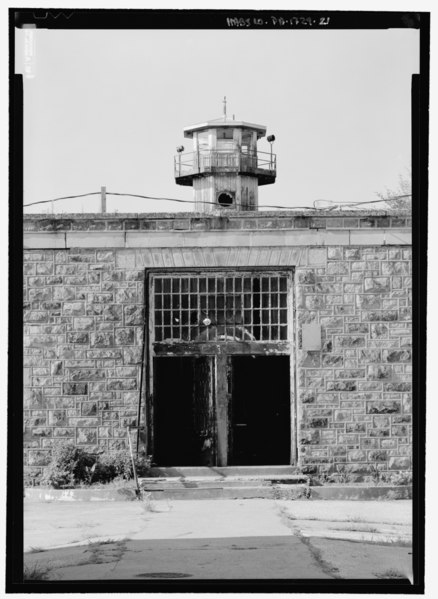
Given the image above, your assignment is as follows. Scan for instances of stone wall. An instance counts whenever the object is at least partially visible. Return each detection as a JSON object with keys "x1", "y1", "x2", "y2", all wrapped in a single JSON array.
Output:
[
  {"x1": 295, "y1": 246, "x2": 412, "y2": 482},
  {"x1": 23, "y1": 249, "x2": 145, "y2": 484},
  {"x1": 23, "y1": 211, "x2": 412, "y2": 484}
]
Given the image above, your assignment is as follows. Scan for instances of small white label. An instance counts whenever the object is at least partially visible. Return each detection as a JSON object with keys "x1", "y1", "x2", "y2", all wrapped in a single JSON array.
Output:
[{"x1": 23, "y1": 26, "x2": 36, "y2": 79}]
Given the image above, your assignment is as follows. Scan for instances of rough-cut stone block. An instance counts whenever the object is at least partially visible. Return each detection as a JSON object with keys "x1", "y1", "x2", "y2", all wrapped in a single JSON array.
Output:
[
  {"x1": 370, "y1": 323, "x2": 388, "y2": 339},
  {"x1": 298, "y1": 352, "x2": 321, "y2": 367},
  {"x1": 48, "y1": 410, "x2": 67, "y2": 426},
  {"x1": 28, "y1": 288, "x2": 53, "y2": 302},
  {"x1": 55, "y1": 428, "x2": 76, "y2": 438},
  {"x1": 98, "y1": 426, "x2": 112, "y2": 438},
  {"x1": 102, "y1": 271, "x2": 124, "y2": 282},
  {"x1": 300, "y1": 391, "x2": 315, "y2": 404},
  {"x1": 382, "y1": 261, "x2": 409, "y2": 275},
  {"x1": 28, "y1": 450, "x2": 51, "y2": 466},
  {"x1": 51, "y1": 361, "x2": 63, "y2": 375},
  {"x1": 345, "y1": 250, "x2": 364, "y2": 263},
  {"x1": 368, "y1": 450, "x2": 388, "y2": 461},
  {"x1": 103, "y1": 305, "x2": 123, "y2": 321},
  {"x1": 347, "y1": 450, "x2": 366, "y2": 461},
  {"x1": 23, "y1": 311, "x2": 49, "y2": 323},
  {"x1": 67, "y1": 332, "x2": 89, "y2": 344},
  {"x1": 297, "y1": 270, "x2": 316, "y2": 284},
  {"x1": 346, "y1": 323, "x2": 368, "y2": 334},
  {"x1": 388, "y1": 457, "x2": 410, "y2": 470},
  {"x1": 392, "y1": 425, "x2": 409, "y2": 437},
  {"x1": 393, "y1": 415, "x2": 411, "y2": 424},
  {"x1": 308, "y1": 418, "x2": 328, "y2": 428},
  {"x1": 32, "y1": 427, "x2": 52, "y2": 437},
  {"x1": 41, "y1": 302, "x2": 62, "y2": 311},
  {"x1": 383, "y1": 382, "x2": 411, "y2": 392},
  {"x1": 334, "y1": 336, "x2": 365, "y2": 348},
  {"x1": 305, "y1": 295, "x2": 325, "y2": 310},
  {"x1": 115, "y1": 289, "x2": 138, "y2": 303},
  {"x1": 86, "y1": 304, "x2": 104, "y2": 316},
  {"x1": 115, "y1": 328, "x2": 135, "y2": 345},
  {"x1": 107, "y1": 379, "x2": 137, "y2": 391},
  {"x1": 77, "y1": 428, "x2": 98, "y2": 444},
  {"x1": 53, "y1": 287, "x2": 76, "y2": 301},
  {"x1": 97, "y1": 251, "x2": 115, "y2": 262},
  {"x1": 115, "y1": 366, "x2": 138, "y2": 378},
  {"x1": 322, "y1": 354, "x2": 343, "y2": 367},
  {"x1": 399, "y1": 308, "x2": 412, "y2": 321},
  {"x1": 73, "y1": 318, "x2": 95, "y2": 331},
  {"x1": 25, "y1": 335, "x2": 58, "y2": 348},
  {"x1": 27, "y1": 277, "x2": 48, "y2": 288},
  {"x1": 367, "y1": 365, "x2": 392, "y2": 380},
  {"x1": 90, "y1": 332, "x2": 114, "y2": 348},
  {"x1": 327, "y1": 381, "x2": 357, "y2": 391},
  {"x1": 109, "y1": 440, "x2": 127, "y2": 450},
  {"x1": 70, "y1": 369, "x2": 106, "y2": 381},
  {"x1": 356, "y1": 295, "x2": 382, "y2": 309},
  {"x1": 300, "y1": 431, "x2": 320, "y2": 445},
  {"x1": 367, "y1": 401, "x2": 401, "y2": 414},
  {"x1": 362, "y1": 310, "x2": 398, "y2": 321},
  {"x1": 327, "y1": 247, "x2": 343, "y2": 260},
  {"x1": 81, "y1": 402, "x2": 98, "y2": 416},
  {"x1": 87, "y1": 349, "x2": 123, "y2": 359},
  {"x1": 363, "y1": 277, "x2": 390, "y2": 292},
  {"x1": 124, "y1": 305, "x2": 144, "y2": 325},
  {"x1": 63, "y1": 302, "x2": 85, "y2": 316},
  {"x1": 327, "y1": 263, "x2": 348, "y2": 275},
  {"x1": 62, "y1": 382, "x2": 88, "y2": 395},
  {"x1": 346, "y1": 423, "x2": 366, "y2": 433},
  {"x1": 334, "y1": 410, "x2": 351, "y2": 422}
]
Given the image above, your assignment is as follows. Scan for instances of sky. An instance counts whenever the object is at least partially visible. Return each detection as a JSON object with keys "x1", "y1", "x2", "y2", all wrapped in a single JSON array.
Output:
[{"x1": 17, "y1": 26, "x2": 419, "y2": 214}]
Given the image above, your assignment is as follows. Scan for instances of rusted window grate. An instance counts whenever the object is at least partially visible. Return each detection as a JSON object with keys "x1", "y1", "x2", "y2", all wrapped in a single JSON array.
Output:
[{"x1": 152, "y1": 273, "x2": 289, "y2": 343}]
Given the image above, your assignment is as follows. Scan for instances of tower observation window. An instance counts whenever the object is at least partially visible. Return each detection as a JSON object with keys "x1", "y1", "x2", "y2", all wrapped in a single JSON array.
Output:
[
  {"x1": 153, "y1": 273, "x2": 289, "y2": 343},
  {"x1": 217, "y1": 192, "x2": 234, "y2": 207}
]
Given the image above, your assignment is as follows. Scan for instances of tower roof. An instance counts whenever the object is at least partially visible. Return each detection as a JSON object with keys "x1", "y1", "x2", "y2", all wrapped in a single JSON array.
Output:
[{"x1": 183, "y1": 119, "x2": 267, "y2": 139}]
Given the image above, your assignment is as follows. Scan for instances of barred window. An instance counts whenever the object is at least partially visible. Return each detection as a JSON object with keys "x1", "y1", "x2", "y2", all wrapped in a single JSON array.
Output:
[{"x1": 152, "y1": 273, "x2": 289, "y2": 343}]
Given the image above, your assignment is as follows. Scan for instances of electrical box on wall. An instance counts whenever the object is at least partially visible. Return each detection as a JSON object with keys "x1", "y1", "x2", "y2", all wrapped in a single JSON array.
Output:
[{"x1": 302, "y1": 323, "x2": 322, "y2": 351}]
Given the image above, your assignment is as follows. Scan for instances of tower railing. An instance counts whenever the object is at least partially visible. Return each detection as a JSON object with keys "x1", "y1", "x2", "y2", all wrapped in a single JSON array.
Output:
[{"x1": 174, "y1": 149, "x2": 276, "y2": 179}]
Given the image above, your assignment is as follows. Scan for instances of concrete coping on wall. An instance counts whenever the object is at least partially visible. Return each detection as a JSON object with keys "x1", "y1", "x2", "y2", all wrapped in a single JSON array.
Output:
[{"x1": 23, "y1": 209, "x2": 412, "y2": 233}]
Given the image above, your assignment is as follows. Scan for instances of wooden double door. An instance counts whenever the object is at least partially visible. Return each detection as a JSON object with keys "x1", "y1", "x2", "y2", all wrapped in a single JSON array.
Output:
[{"x1": 152, "y1": 355, "x2": 291, "y2": 467}]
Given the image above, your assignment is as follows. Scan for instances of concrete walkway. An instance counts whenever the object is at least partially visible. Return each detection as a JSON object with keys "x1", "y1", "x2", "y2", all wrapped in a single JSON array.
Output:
[{"x1": 24, "y1": 499, "x2": 412, "y2": 581}]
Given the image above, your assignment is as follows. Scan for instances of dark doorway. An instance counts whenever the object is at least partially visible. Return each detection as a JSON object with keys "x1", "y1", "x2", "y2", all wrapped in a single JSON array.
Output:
[
  {"x1": 229, "y1": 356, "x2": 291, "y2": 465},
  {"x1": 153, "y1": 357, "x2": 215, "y2": 466}
]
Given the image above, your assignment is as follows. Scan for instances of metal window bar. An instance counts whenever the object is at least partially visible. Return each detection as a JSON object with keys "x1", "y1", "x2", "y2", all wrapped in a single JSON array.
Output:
[{"x1": 152, "y1": 273, "x2": 288, "y2": 343}]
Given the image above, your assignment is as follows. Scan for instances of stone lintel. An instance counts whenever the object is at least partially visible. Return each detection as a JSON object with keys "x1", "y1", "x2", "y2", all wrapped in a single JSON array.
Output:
[{"x1": 24, "y1": 228, "x2": 411, "y2": 250}]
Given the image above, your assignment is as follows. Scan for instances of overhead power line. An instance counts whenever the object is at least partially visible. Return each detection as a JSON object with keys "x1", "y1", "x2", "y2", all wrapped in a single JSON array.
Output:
[{"x1": 23, "y1": 191, "x2": 412, "y2": 210}]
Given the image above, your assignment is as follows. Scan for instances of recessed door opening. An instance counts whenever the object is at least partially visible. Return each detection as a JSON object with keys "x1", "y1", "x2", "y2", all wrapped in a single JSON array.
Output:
[
  {"x1": 153, "y1": 356, "x2": 215, "y2": 467},
  {"x1": 149, "y1": 270, "x2": 293, "y2": 468}
]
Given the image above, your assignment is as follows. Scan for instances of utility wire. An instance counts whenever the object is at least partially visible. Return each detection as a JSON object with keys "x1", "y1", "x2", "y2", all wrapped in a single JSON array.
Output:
[
  {"x1": 24, "y1": 191, "x2": 317, "y2": 210},
  {"x1": 23, "y1": 191, "x2": 412, "y2": 209}
]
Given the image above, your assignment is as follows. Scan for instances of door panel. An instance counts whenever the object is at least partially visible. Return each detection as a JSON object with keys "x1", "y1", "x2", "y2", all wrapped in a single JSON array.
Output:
[
  {"x1": 192, "y1": 356, "x2": 215, "y2": 465},
  {"x1": 229, "y1": 356, "x2": 291, "y2": 465},
  {"x1": 153, "y1": 356, "x2": 215, "y2": 466}
]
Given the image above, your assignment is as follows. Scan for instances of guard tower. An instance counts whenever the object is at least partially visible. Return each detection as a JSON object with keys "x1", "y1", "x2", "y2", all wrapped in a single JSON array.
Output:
[{"x1": 174, "y1": 100, "x2": 276, "y2": 212}]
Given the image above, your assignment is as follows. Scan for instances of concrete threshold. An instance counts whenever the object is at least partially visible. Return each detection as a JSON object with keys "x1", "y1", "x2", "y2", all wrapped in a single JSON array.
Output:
[{"x1": 24, "y1": 483, "x2": 411, "y2": 502}]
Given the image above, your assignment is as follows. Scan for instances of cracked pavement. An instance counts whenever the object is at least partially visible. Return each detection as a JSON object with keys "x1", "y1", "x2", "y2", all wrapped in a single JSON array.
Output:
[{"x1": 24, "y1": 499, "x2": 412, "y2": 581}]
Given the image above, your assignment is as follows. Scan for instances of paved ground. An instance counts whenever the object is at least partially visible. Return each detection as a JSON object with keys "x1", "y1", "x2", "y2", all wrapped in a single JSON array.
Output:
[{"x1": 24, "y1": 499, "x2": 412, "y2": 581}]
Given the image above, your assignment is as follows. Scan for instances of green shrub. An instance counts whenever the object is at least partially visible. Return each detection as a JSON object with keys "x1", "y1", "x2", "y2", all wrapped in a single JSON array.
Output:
[
  {"x1": 42, "y1": 443, "x2": 152, "y2": 488},
  {"x1": 94, "y1": 451, "x2": 151, "y2": 482},
  {"x1": 41, "y1": 443, "x2": 96, "y2": 489},
  {"x1": 95, "y1": 451, "x2": 134, "y2": 482}
]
